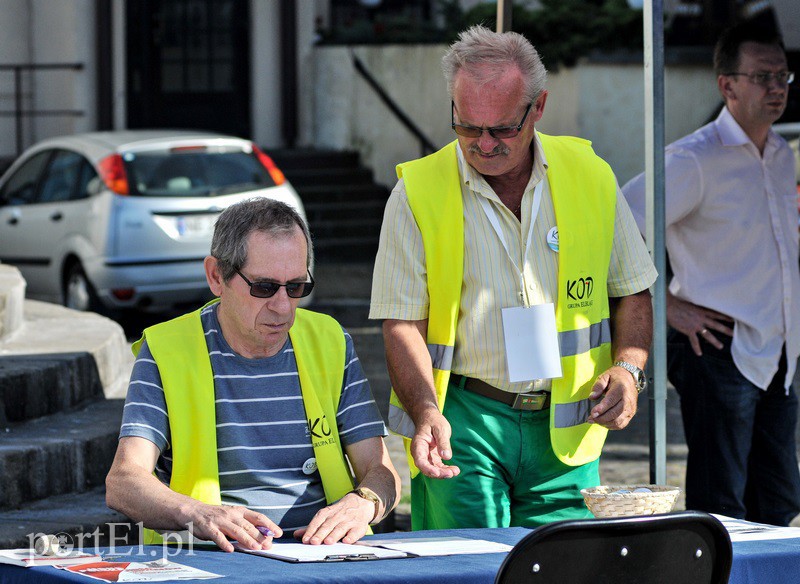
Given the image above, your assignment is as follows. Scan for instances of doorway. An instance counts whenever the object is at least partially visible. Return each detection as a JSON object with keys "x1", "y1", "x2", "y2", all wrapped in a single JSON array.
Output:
[{"x1": 126, "y1": 0, "x2": 251, "y2": 138}]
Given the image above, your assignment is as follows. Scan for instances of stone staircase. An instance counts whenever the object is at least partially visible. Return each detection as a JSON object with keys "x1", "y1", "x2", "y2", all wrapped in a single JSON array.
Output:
[
  {"x1": 268, "y1": 149, "x2": 390, "y2": 264},
  {"x1": 0, "y1": 264, "x2": 134, "y2": 547}
]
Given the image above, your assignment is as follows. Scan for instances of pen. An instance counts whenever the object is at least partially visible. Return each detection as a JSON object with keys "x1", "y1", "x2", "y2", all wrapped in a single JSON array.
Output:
[{"x1": 256, "y1": 526, "x2": 276, "y2": 538}]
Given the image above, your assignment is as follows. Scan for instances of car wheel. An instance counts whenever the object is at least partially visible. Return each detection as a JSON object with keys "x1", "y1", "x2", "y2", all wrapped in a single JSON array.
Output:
[{"x1": 63, "y1": 263, "x2": 100, "y2": 312}]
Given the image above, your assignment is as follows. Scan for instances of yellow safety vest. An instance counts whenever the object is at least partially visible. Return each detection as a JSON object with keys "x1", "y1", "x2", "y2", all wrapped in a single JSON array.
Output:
[
  {"x1": 389, "y1": 135, "x2": 615, "y2": 476},
  {"x1": 132, "y1": 300, "x2": 357, "y2": 543}
]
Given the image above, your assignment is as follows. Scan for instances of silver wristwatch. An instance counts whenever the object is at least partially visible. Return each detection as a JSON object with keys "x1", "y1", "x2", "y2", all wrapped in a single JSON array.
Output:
[{"x1": 614, "y1": 361, "x2": 647, "y2": 393}]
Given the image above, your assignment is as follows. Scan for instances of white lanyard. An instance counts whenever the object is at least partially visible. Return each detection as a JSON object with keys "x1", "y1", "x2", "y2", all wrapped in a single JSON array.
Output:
[{"x1": 477, "y1": 180, "x2": 544, "y2": 305}]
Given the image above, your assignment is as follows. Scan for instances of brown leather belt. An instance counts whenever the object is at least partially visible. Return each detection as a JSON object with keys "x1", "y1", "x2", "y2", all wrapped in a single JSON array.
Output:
[{"x1": 450, "y1": 374, "x2": 551, "y2": 411}]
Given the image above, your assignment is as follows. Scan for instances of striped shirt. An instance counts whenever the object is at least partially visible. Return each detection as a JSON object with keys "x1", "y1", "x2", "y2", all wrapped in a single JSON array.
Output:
[
  {"x1": 370, "y1": 133, "x2": 658, "y2": 393},
  {"x1": 119, "y1": 303, "x2": 386, "y2": 531}
]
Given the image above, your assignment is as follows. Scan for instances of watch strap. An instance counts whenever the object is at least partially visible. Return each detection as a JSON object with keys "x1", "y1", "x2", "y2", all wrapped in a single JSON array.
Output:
[
  {"x1": 614, "y1": 360, "x2": 647, "y2": 393},
  {"x1": 350, "y1": 487, "x2": 382, "y2": 524}
]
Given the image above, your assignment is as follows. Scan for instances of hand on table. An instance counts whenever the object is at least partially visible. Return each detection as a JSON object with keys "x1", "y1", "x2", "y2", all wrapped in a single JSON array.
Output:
[
  {"x1": 293, "y1": 492, "x2": 375, "y2": 545},
  {"x1": 183, "y1": 503, "x2": 281, "y2": 553}
]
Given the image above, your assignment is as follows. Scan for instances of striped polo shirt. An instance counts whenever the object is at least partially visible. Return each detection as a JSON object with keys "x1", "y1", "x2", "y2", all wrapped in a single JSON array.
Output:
[{"x1": 119, "y1": 303, "x2": 386, "y2": 531}]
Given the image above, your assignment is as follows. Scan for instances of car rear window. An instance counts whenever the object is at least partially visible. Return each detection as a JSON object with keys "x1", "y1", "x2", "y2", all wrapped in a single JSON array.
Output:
[{"x1": 121, "y1": 146, "x2": 278, "y2": 197}]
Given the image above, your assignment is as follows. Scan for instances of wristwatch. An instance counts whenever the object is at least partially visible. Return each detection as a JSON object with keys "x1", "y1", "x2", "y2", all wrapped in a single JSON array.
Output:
[
  {"x1": 350, "y1": 487, "x2": 382, "y2": 524},
  {"x1": 614, "y1": 361, "x2": 648, "y2": 393}
]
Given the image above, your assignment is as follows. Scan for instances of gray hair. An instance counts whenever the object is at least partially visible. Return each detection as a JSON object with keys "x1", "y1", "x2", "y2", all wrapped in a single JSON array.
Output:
[
  {"x1": 211, "y1": 198, "x2": 312, "y2": 282},
  {"x1": 442, "y1": 25, "x2": 547, "y2": 104}
]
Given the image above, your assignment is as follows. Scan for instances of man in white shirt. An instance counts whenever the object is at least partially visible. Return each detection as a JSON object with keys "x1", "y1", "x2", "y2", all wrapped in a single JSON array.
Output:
[{"x1": 624, "y1": 24, "x2": 800, "y2": 526}]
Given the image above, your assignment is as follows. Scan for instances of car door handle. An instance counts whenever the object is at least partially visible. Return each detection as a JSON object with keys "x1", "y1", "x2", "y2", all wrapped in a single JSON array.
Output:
[{"x1": 50, "y1": 212, "x2": 63, "y2": 222}]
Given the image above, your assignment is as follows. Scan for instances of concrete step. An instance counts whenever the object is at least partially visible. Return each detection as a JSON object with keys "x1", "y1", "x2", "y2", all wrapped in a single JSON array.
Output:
[
  {"x1": 0, "y1": 300, "x2": 134, "y2": 400},
  {"x1": 305, "y1": 200, "x2": 387, "y2": 225},
  {"x1": 310, "y1": 217, "x2": 384, "y2": 239},
  {"x1": 297, "y1": 183, "x2": 390, "y2": 205},
  {"x1": 268, "y1": 148, "x2": 360, "y2": 172},
  {"x1": 0, "y1": 486, "x2": 132, "y2": 549},
  {"x1": 0, "y1": 399, "x2": 124, "y2": 510},
  {"x1": 288, "y1": 166, "x2": 375, "y2": 188},
  {"x1": 0, "y1": 352, "x2": 104, "y2": 423},
  {"x1": 312, "y1": 239, "x2": 379, "y2": 264}
]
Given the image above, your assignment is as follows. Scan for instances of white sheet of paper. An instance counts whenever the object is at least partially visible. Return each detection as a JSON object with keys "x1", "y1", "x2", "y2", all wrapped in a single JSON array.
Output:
[
  {"x1": 713, "y1": 514, "x2": 800, "y2": 542},
  {"x1": 502, "y1": 304, "x2": 562, "y2": 382},
  {"x1": 358, "y1": 536, "x2": 513, "y2": 556}
]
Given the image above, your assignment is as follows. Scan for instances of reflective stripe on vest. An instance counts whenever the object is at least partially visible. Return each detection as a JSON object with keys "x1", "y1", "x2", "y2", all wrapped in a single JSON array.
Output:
[
  {"x1": 428, "y1": 343, "x2": 454, "y2": 370},
  {"x1": 394, "y1": 135, "x2": 616, "y2": 473},
  {"x1": 133, "y1": 301, "x2": 357, "y2": 543}
]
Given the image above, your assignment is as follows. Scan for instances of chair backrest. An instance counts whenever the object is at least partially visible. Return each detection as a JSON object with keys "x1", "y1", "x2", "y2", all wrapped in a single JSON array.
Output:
[{"x1": 495, "y1": 511, "x2": 732, "y2": 584}]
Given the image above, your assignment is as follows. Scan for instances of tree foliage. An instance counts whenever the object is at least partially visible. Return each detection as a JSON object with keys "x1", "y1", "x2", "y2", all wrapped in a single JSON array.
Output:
[
  {"x1": 444, "y1": 0, "x2": 643, "y2": 70},
  {"x1": 318, "y1": 0, "x2": 644, "y2": 70}
]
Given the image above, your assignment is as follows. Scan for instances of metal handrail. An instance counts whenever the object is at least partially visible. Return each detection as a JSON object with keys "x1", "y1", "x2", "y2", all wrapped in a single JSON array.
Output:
[
  {"x1": 351, "y1": 51, "x2": 436, "y2": 157},
  {"x1": 0, "y1": 63, "x2": 85, "y2": 155}
]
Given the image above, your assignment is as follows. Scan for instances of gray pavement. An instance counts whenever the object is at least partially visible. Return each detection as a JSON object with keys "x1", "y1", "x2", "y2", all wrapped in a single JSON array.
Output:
[{"x1": 308, "y1": 262, "x2": 800, "y2": 526}]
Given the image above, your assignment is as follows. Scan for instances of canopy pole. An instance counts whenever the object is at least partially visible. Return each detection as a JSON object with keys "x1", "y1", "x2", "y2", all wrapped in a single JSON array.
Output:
[
  {"x1": 496, "y1": 0, "x2": 511, "y2": 32},
  {"x1": 644, "y1": 0, "x2": 667, "y2": 484}
]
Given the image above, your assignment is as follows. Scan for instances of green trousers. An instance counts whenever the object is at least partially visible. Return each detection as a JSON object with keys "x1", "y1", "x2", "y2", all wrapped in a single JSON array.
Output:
[{"x1": 411, "y1": 382, "x2": 599, "y2": 530}]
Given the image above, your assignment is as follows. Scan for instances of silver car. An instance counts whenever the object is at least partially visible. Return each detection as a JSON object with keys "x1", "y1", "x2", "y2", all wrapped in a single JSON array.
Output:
[{"x1": 0, "y1": 130, "x2": 307, "y2": 312}]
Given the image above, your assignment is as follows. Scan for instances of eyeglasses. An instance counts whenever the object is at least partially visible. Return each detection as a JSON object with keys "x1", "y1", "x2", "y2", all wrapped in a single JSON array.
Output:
[
  {"x1": 725, "y1": 71, "x2": 794, "y2": 87},
  {"x1": 235, "y1": 269, "x2": 315, "y2": 299},
  {"x1": 451, "y1": 101, "x2": 533, "y2": 139}
]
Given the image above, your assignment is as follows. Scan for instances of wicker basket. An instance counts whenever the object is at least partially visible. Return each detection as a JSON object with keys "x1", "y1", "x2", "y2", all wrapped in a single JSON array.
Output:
[{"x1": 581, "y1": 484, "x2": 681, "y2": 518}]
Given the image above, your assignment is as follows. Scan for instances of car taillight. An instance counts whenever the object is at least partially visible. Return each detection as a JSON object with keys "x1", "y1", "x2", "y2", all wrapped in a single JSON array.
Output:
[
  {"x1": 252, "y1": 145, "x2": 285, "y2": 186},
  {"x1": 98, "y1": 154, "x2": 130, "y2": 195}
]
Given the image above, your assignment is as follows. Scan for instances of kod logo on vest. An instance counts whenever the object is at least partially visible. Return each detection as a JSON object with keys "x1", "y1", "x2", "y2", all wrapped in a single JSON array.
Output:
[
  {"x1": 566, "y1": 276, "x2": 594, "y2": 309},
  {"x1": 307, "y1": 415, "x2": 332, "y2": 439}
]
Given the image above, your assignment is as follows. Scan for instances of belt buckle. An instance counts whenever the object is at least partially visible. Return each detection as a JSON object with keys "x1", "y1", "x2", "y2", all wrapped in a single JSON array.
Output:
[{"x1": 512, "y1": 392, "x2": 548, "y2": 411}]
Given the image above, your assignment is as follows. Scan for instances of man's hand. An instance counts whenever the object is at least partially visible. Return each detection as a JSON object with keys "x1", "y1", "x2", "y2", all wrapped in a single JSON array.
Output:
[
  {"x1": 294, "y1": 492, "x2": 375, "y2": 545},
  {"x1": 587, "y1": 366, "x2": 639, "y2": 430},
  {"x1": 667, "y1": 293, "x2": 733, "y2": 356},
  {"x1": 107, "y1": 436, "x2": 280, "y2": 554},
  {"x1": 411, "y1": 407, "x2": 460, "y2": 479},
  {"x1": 382, "y1": 319, "x2": 459, "y2": 478},
  {"x1": 181, "y1": 502, "x2": 282, "y2": 553}
]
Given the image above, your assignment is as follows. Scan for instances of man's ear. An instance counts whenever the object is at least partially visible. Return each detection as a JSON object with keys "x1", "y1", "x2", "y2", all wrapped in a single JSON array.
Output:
[
  {"x1": 205, "y1": 256, "x2": 224, "y2": 297},
  {"x1": 532, "y1": 90, "x2": 548, "y2": 123},
  {"x1": 718, "y1": 74, "x2": 735, "y2": 102}
]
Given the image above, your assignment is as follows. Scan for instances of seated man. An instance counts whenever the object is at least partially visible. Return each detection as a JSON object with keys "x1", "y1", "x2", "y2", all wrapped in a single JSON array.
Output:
[{"x1": 106, "y1": 198, "x2": 400, "y2": 552}]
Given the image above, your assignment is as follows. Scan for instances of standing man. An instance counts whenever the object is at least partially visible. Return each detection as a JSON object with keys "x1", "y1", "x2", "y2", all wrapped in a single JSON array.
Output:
[
  {"x1": 370, "y1": 25, "x2": 657, "y2": 530},
  {"x1": 107, "y1": 198, "x2": 400, "y2": 550},
  {"x1": 625, "y1": 24, "x2": 800, "y2": 526}
]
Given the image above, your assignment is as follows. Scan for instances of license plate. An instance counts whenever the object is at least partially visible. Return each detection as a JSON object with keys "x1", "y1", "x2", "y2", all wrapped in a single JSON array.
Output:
[{"x1": 175, "y1": 214, "x2": 216, "y2": 238}]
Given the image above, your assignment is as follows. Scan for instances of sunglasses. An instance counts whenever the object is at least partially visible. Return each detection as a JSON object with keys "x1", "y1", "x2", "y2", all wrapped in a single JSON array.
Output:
[
  {"x1": 235, "y1": 269, "x2": 315, "y2": 299},
  {"x1": 451, "y1": 101, "x2": 533, "y2": 139}
]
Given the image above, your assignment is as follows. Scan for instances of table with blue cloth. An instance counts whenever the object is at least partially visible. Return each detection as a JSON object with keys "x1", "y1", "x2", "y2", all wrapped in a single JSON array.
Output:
[{"x1": 2, "y1": 527, "x2": 799, "y2": 583}]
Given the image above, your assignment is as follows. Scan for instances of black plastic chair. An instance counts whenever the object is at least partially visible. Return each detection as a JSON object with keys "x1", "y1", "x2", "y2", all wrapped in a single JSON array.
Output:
[{"x1": 495, "y1": 511, "x2": 732, "y2": 584}]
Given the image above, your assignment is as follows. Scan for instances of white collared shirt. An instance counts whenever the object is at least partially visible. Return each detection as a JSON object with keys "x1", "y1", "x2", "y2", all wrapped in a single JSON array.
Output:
[
  {"x1": 370, "y1": 133, "x2": 657, "y2": 392},
  {"x1": 623, "y1": 107, "x2": 800, "y2": 389}
]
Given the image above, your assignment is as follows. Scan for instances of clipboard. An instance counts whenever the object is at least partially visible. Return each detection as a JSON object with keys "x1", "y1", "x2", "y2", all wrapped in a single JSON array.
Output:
[{"x1": 233, "y1": 542, "x2": 412, "y2": 563}]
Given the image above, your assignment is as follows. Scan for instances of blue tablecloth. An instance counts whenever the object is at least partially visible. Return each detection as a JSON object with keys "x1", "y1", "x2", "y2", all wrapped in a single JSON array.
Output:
[{"x1": 2, "y1": 527, "x2": 799, "y2": 583}]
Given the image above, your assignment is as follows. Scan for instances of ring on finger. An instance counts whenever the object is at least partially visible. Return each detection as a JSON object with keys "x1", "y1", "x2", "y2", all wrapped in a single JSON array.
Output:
[{"x1": 700, "y1": 328, "x2": 708, "y2": 335}]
